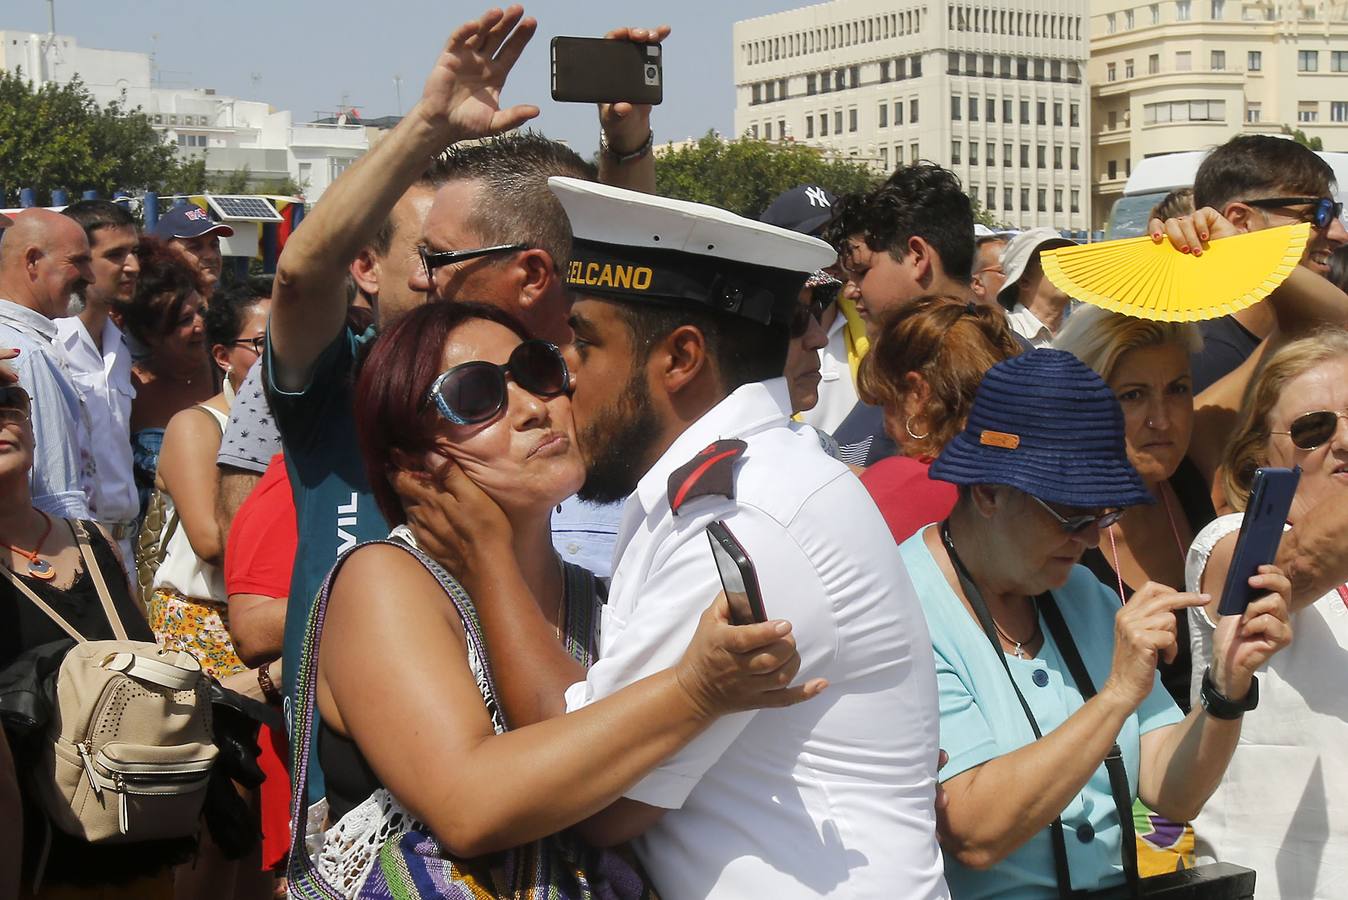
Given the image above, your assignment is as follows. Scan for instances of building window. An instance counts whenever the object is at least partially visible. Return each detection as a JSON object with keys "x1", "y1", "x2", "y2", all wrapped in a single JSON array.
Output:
[
  {"x1": 1125, "y1": 58, "x2": 1134, "y2": 78},
  {"x1": 1211, "y1": 50, "x2": 1225, "y2": 70},
  {"x1": 1003, "y1": 98, "x2": 1013, "y2": 121},
  {"x1": 835, "y1": 69, "x2": 846, "y2": 90},
  {"x1": 895, "y1": 57, "x2": 907, "y2": 79},
  {"x1": 849, "y1": 108, "x2": 858, "y2": 132},
  {"x1": 952, "y1": 95, "x2": 962, "y2": 120},
  {"x1": 750, "y1": 124, "x2": 759, "y2": 139},
  {"x1": 820, "y1": 114, "x2": 828, "y2": 136},
  {"x1": 1211, "y1": 0, "x2": 1225, "y2": 17},
  {"x1": 751, "y1": 84, "x2": 761, "y2": 104},
  {"x1": 895, "y1": 144, "x2": 904, "y2": 166},
  {"x1": 879, "y1": 102, "x2": 888, "y2": 127},
  {"x1": 1020, "y1": 143, "x2": 1030, "y2": 167},
  {"x1": 1150, "y1": 3, "x2": 1160, "y2": 24},
  {"x1": 1017, "y1": 58, "x2": 1028, "y2": 80},
  {"x1": 765, "y1": 81, "x2": 776, "y2": 102},
  {"x1": 1054, "y1": 189, "x2": 1063, "y2": 213},
  {"x1": 1107, "y1": 12, "x2": 1117, "y2": 33},
  {"x1": 1051, "y1": 60, "x2": 1062, "y2": 82},
  {"x1": 1298, "y1": 101, "x2": 1319, "y2": 123},
  {"x1": 952, "y1": 140, "x2": 962, "y2": 165},
  {"x1": 965, "y1": 54, "x2": 976, "y2": 76},
  {"x1": 1332, "y1": 101, "x2": 1348, "y2": 123},
  {"x1": 983, "y1": 54, "x2": 995, "y2": 77},
  {"x1": 1034, "y1": 59, "x2": 1045, "y2": 80},
  {"x1": 806, "y1": 73, "x2": 817, "y2": 95},
  {"x1": 1143, "y1": 99, "x2": 1226, "y2": 123},
  {"x1": 1176, "y1": 51, "x2": 1192, "y2": 71},
  {"x1": 1037, "y1": 144, "x2": 1046, "y2": 168},
  {"x1": 1071, "y1": 147, "x2": 1080, "y2": 169},
  {"x1": 806, "y1": 116, "x2": 814, "y2": 138},
  {"x1": 849, "y1": 65, "x2": 860, "y2": 87},
  {"x1": 779, "y1": 78, "x2": 788, "y2": 99},
  {"x1": 910, "y1": 98, "x2": 919, "y2": 122},
  {"x1": 1071, "y1": 190, "x2": 1080, "y2": 213},
  {"x1": 894, "y1": 101, "x2": 904, "y2": 125},
  {"x1": 948, "y1": 51, "x2": 960, "y2": 75},
  {"x1": 1108, "y1": 160, "x2": 1118, "y2": 180},
  {"x1": 970, "y1": 140, "x2": 980, "y2": 164},
  {"x1": 1054, "y1": 146, "x2": 1063, "y2": 169},
  {"x1": 1333, "y1": 51, "x2": 1348, "y2": 72},
  {"x1": 835, "y1": 109, "x2": 843, "y2": 132},
  {"x1": 1148, "y1": 54, "x2": 1160, "y2": 74},
  {"x1": 1019, "y1": 99, "x2": 1029, "y2": 122},
  {"x1": 986, "y1": 142, "x2": 995, "y2": 165},
  {"x1": 1000, "y1": 55, "x2": 1012, "y2": 78},
  {"x1": 1021, "y1": 187, "x2": 1030, "y2": 211},
  {"x1": 1298, "y1": 50, "x2": 1319, "y2": 72},
  {"x1": 1053, "y1": 102, "x2": 1063, "y2": 126},
  {"x1": 1245, "y1": 101, "x2": 1261, "y2": 123},
  {"x1": 1005, "y1": 186, "x2": 1014, "y2": 209},
  {"x1": 986, "y1": 97, "x2": 996, "y2": 121},
  {"x1": 1108, "y1": 109, "x2": 1118, "y2": 129},
  {"x1": 969, "y1": 97, "x2": 979, "y2": 121},
  {"x1": 912, "y1": 56, "x2": 922, "y2": 77},
  {"x1": 1177, "y1": 0, "x2": 1191, "y2": 21},
  {"x1": 1070, "y1": 103, "x2": 1080, "y2": 127},
  {"x1": 1126, "y1": 9, "x2": 1136, "y2": 28},
  {"x1": 986, "y1": 186, "x2": 996, "y2": 210},
  {"x1": 1037, "y1": 101, "x2": 1046, "y2": 125},
  {"x1": 779, "y1": 119, "x2": 787, "y2": 138},
  {"x1": 880, "y1": 60, "x2": 890, "y2": 83},
  {"x1": 1004, "y1": 142, "x2": 1013, "y2": 166},
  {"x1": 910, "y1": 141, "x2": 920, "y2": 162}
]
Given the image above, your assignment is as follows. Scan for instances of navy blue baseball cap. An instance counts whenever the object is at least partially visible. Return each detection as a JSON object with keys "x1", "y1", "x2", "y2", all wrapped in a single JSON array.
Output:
[
  {"x1": 759, "y1": 184, "x2": 838, "y2": 237},
  {"x1": 930, "y1": 349, "x2": 1152, "y2": 509},
  {"x1": 152, "y1": 205, "x2": 233, "y2": 240}
]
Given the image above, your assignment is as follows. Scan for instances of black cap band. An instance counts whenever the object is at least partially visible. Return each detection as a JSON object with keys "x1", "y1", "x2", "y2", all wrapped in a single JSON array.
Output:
[{"x1": 564, "y1": 239, "x2": 809, "y2": 326}]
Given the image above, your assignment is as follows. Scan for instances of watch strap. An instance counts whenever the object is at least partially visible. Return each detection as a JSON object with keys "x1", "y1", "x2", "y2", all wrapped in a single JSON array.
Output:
[{"x1": 1200, "y1": 666, "x2": 1258, "y2": 719}]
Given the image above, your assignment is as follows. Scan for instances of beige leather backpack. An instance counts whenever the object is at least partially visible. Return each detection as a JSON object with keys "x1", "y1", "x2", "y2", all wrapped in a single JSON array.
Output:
[{"x1": 1, "y1": 523, "x2": 217, "y2": 843}]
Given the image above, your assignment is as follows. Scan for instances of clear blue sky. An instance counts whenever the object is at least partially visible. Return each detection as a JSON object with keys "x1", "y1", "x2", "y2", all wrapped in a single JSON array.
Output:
[{"x1": 5, "y1": 0, "x2": 807, "y2": 155}]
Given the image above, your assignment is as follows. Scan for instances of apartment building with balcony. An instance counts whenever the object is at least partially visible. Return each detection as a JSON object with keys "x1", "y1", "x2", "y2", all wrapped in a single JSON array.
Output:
[
  {"x1": 733, "y1": 0, "x2": 1092, "y2": 234},
  {"x1": 1089, "y1": 0, "x2": 1348, "y2": 232}
]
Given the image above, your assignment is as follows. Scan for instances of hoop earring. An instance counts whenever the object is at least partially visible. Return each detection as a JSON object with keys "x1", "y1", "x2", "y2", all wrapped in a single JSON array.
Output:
[{"x1": 905, "y1": 415, "x2": 929, "y2": 441}]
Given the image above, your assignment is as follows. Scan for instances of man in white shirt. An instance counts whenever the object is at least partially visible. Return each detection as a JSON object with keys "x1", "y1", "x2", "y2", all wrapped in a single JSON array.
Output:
[
  {"x1": 0, "y1": 209, "x2": 97, "y2": 520},
  {"x1": 996, "y1": 227, "x2": 1077, "y2": 349},
  {"x1": 456, "y1": 179, "x2": 949, "y2": 899},
  {"x1": 57, "y1": 200, "x2": 141, "y2": 561}
]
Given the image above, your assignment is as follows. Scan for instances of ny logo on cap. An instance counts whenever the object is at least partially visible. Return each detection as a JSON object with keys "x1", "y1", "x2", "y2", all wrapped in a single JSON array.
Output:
[
  {"x1": 805, "y1": 186, "x2": 831, "y2": 208},
  {"x1": 185, "y1": 207, "x2": 207, "y2": 221}
]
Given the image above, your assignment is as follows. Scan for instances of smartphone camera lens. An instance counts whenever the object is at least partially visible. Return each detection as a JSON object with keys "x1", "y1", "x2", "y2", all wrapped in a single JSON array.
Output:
[{"x1": 644, "y1": 64, "x2": 660, "y2": 86}]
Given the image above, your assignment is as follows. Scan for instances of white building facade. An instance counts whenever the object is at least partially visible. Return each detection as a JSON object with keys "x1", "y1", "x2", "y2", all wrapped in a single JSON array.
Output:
[
  {"x1": 733, "y1": 0, "x2": 1092, "y2": 234},
  {"x1": 1089, "y1": 0, "x2": 1348, "y2": 232},
  {"x1": 0, "y1": 29, "x2": 365, "y2": 202}
]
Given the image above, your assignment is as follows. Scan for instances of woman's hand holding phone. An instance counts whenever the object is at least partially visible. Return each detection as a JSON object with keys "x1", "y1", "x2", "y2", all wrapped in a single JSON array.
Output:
[
  {"x1": 673, "y1": 592, "x2": 826, "y2": 721},
  {"x1": 1211, "y1": 564, "x2": 1294, "y2": 701}
]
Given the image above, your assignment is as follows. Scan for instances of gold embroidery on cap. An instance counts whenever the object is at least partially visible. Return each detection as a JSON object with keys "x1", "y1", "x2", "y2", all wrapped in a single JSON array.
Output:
[
  {"x1": 565, "y1": 260, "x2": 653, "y2": 291},
  {"x1": 980, "y1": 430, "x2": 1020, "y2": 450}
]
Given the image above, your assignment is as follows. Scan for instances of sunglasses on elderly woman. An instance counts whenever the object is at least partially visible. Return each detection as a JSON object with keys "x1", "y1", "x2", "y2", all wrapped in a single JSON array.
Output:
[
  {"x1": 422, "y1": 340, "x2": 570, "y2": 426},
  {"x1": 1029, "y1": 494, "x2": 1124, "y2": 534},
  {"x1": 1241, "y1": 197, "x2": 1344, "y2": 231},
  {"x1": 1271, "y1": 409, "x2": 1348, "y2": 451},
  {"x1": 0, "y1": 386, "x2": 32, "y2": 425}
]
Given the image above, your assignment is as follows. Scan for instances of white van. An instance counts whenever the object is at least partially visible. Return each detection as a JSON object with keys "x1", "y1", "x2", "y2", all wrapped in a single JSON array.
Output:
[{"x1": 1106, "y1": 148, "x2": 1348, "y2": 238}]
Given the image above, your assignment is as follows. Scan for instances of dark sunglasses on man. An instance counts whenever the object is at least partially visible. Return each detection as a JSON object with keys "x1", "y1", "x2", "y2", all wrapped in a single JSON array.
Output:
[
  {"x1": 789, "y1": 282, "x2": 841, "y2": 338},
  {"x1": 1271, "y1": 409, "x2": 1348, "y2": 451},
  {"x1": 0, "y1": 385, "x2": 32, "y2": 425},
  {"x1": 422, "y1": 340, "x2": 570, "y2": 426},
  {"x1": 418, "y1": 243, "x2": 528, "y2": 284},
  {"x1": 1241, "y1": 196, "x2": 1344, "y2": 231}
]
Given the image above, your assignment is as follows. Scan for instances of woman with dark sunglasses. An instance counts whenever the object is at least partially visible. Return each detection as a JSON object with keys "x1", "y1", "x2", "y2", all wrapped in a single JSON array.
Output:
[
  {"x1": 1184, "y1": 327, "x2": 1348, "y2": 899},
  {"x1": 294, "y1": 301, "x2": 818, "y2": 894},
  {"x1": 901, "y1": 350, "x2": 1291, "y2": 899}
]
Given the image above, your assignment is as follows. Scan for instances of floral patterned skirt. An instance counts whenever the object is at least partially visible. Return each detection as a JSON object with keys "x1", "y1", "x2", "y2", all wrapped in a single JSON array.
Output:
[
  {"x1": 1134, "y1": 798, "x2": 1196, "y2": 876},
  {"x1": 148, "y1": 587, "x2": 246, "y2": 679}
]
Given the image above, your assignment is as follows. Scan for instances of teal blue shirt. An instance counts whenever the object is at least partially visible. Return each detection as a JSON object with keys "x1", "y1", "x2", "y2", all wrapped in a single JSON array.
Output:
[
  {"x1": 900, "y1": 529, "x2": 1183, "y2": 899},
  {"x1": 267, "y1": 326, "x2": 389, "y2": 800}
]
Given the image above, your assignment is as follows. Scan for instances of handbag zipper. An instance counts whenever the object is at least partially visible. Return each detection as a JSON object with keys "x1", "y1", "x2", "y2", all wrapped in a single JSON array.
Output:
[
  {"x1": 77, "y1": 741, "x2": 103, "y2": 799},
  {"x1": 115, "y1": 774, "x2": 128, "y2": 834}
]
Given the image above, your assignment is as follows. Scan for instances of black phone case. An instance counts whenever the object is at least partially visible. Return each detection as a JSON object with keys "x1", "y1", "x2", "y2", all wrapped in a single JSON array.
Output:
[
  {"x1": 706, "y1": 521, "x2": 767, "y2": 626},
  {"x1": 1217, "y1": 466, "x2": 1299, "y2": 617},
  {"x1": 550, "y1": 36, "x2": 663, "y2": 105}
]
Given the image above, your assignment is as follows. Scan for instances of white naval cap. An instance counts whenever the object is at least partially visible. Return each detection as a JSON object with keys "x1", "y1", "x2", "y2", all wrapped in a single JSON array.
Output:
[{"x1": 548, "y1": 176, "x2": 836, "y2": 327}]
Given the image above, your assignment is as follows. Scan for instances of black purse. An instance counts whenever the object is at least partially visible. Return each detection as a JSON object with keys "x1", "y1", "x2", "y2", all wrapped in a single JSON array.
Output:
[{"x1": 938, "y1": 522, "x2": 1255, "y2": 900}]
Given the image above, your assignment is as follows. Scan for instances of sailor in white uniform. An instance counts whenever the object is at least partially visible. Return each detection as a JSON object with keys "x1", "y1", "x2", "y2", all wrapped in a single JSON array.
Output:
[{"x1": 551, "y1": 177, "x2": 950, "y2": 900}]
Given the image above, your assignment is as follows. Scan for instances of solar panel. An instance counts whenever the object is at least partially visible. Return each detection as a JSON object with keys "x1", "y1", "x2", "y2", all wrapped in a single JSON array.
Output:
[{"x1": 206, "y1": 195, "x2": 284, "y2": 222}]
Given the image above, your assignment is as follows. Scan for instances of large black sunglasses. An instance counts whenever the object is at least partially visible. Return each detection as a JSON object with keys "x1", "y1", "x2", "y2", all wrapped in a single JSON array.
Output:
[
  {"x1": 0, "y1": 385, "x2": 32, "y2": 424},
  {"x1": 1271, "y1": 409, "x2": 1348, "y2": 451},
  {"x1": 1241, "y1": 197, "x2": 1344, "y2": 231},
  {"x1": 422, "y1": 340, "x2": 570, "y2": 426},
  {"x1": 419, "y1": 243, "x2": 528, "y2": 284},
  {"x1": 789, "y1": 282, "x2": 841, "y2": 338},
  {"x1": 1029, "y1": 495, "x2": 1124, "y2": 534}
]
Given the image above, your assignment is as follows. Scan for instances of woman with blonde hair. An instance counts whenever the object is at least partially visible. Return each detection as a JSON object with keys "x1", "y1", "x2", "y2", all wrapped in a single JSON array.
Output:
[
  {"x1": 1184, "y1": 326, "x2": 1348, "y2": 899},
  {"x1": 856, "y1": 295, "x2": 1021, "y2": 542}
]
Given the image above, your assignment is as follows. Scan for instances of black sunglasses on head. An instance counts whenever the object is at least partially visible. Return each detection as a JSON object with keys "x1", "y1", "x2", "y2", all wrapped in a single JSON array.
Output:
[
  {"x1": 1272, "y1": 409, "x2": 1348, "y2": 451},
  {"x1": 0, "y1": 385, "x2": 32, "y2": 423},
  {"x1": 419, "y1": 243, "x2": 528, "y2": 284},
  {"x1": 422, "y1": 340, "x2": 570, "y2": 426},
  {"x1": 1241, "y1": 197, "x2": 1343, "y2": 231}
]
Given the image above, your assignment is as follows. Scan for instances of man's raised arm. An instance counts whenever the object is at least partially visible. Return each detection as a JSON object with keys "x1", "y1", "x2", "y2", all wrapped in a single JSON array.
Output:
[{"x1": 268, "y1": 6, "x2": 540, "y2": 390}]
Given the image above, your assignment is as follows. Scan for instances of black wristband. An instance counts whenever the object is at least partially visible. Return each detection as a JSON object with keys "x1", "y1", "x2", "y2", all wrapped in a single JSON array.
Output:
[{"x1": 1199, "y1": 666, "x2": 1258, "y2": 719}]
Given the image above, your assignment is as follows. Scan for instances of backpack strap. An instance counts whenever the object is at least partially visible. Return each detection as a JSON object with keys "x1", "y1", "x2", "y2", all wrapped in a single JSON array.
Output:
[
  {"x1": 73, "y1": 521, "x2": 129, "y2": 641},
  {"x1": 561, "y1": 561, "x2": 603, "y2": 668},
  {"x1": 0, "y1": 564, "x2": 87, "y2": 643}
]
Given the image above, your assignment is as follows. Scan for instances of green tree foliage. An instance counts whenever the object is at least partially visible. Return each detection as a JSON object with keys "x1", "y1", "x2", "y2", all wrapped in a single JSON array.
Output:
[
  {"x1": 1281, "y1": 125, "x2": 1324, "y2": 152},
  {"x1": 655, "y1": 132, "x2": 879, "y2": 218},
  {"x1": 0, "y1": 69, "x2": 201, "y2": 206},
  {"x1": 204, "y1": 166, "x2": 306, "y2": 197}
]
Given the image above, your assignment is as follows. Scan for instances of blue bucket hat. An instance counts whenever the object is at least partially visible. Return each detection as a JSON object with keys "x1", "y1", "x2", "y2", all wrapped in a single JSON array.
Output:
[{"x1": 930, "y1": 349, "x2": 1153, "y2": 509}]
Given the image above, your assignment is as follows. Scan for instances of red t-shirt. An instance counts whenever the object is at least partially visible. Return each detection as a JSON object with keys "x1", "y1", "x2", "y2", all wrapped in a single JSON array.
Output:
[
  {"x1": 860, "y1": 454, "x2": 958, "y2": 544},
  {"x1": 225, "y1": 453, "x2": 297, "y2": 599}
]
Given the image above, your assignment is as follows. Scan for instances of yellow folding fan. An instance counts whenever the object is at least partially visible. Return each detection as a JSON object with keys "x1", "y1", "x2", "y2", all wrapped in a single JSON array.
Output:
[{"x1": 1040, "y1": 223, "x2": 1310, "y2": 323}]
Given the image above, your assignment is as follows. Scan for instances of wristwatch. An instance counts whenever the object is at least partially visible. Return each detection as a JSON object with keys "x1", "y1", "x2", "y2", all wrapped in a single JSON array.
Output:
[
  {"x1": 1199, "y1": 666, "x2": 1258, "y2": 720},
  {"x1": 257, "y1": 663, "x2": 281, "y2": 706},
  {"x1": 600, "y1": 129, "x2": 654, "y2": 164}
]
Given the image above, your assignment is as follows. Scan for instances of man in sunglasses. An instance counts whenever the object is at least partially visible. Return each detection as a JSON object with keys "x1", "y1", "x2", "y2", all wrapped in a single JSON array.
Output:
[
  {"x1": 264, "y1": 6, "x2": 664, "y2": 798},
  {"x1": 1181, "y1": 134, "x2": 1348, "y2": 392},
  {"x1": 0, "y1": 209, "x2": 97, "y2": 521},
  {"x1": 452, "y1": 177, "x2": 950, "y2": 898}
]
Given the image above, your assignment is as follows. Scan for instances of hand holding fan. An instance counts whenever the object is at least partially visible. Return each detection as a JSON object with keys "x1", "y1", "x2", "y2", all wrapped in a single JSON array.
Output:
[{"x1": 1039, "y1": 223, "x2": 1311, "y2": 322}]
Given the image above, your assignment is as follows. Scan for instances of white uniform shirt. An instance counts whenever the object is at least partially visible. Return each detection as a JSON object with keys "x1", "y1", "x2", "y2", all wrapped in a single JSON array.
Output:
[
  {"x1": 565, "y1": 379, "x2": 948, "y2": 900},
  {"x1": 797, "y1": 312, "x2": 858, "y2": 435},
  {"x1": 55, "y1": 315, "x2": 138, "y2": 541}
]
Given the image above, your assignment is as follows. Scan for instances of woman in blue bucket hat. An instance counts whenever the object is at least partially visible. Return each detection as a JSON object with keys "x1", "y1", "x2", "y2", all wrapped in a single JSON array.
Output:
[{"x1": 897, "y1": 350, "x2": 1293, "y2": 899}]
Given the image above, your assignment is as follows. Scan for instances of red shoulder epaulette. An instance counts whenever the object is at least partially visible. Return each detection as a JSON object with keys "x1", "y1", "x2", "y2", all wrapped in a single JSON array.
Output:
[{"x1": 667, "y1": 439, "x2": 748, "y2": 516}]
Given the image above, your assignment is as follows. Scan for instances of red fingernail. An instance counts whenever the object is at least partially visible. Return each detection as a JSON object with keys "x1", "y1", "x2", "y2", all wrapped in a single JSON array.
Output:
[
  {"x1": 1193, "y1": 249, "x2": 1202, "y2": 257},
  {"x1": 1152, "y1": 233, "x2": 1162, "y2": 241},
  {"x1": 1200, "y1": 233, "x2": 1208, "y2": 241},
  {"x1": 1180, "y1": 246, "x2": 1190, "y2": 253}
]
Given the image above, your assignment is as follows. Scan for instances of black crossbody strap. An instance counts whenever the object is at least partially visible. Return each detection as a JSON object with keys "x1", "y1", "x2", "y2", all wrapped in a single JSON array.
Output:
[
  {"x1": 1038, "y1": 595, "x2": 1141, "y2": 899},
  {"x1": 939, "y1": 522, "x2": 1078, "y2": 900}
]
